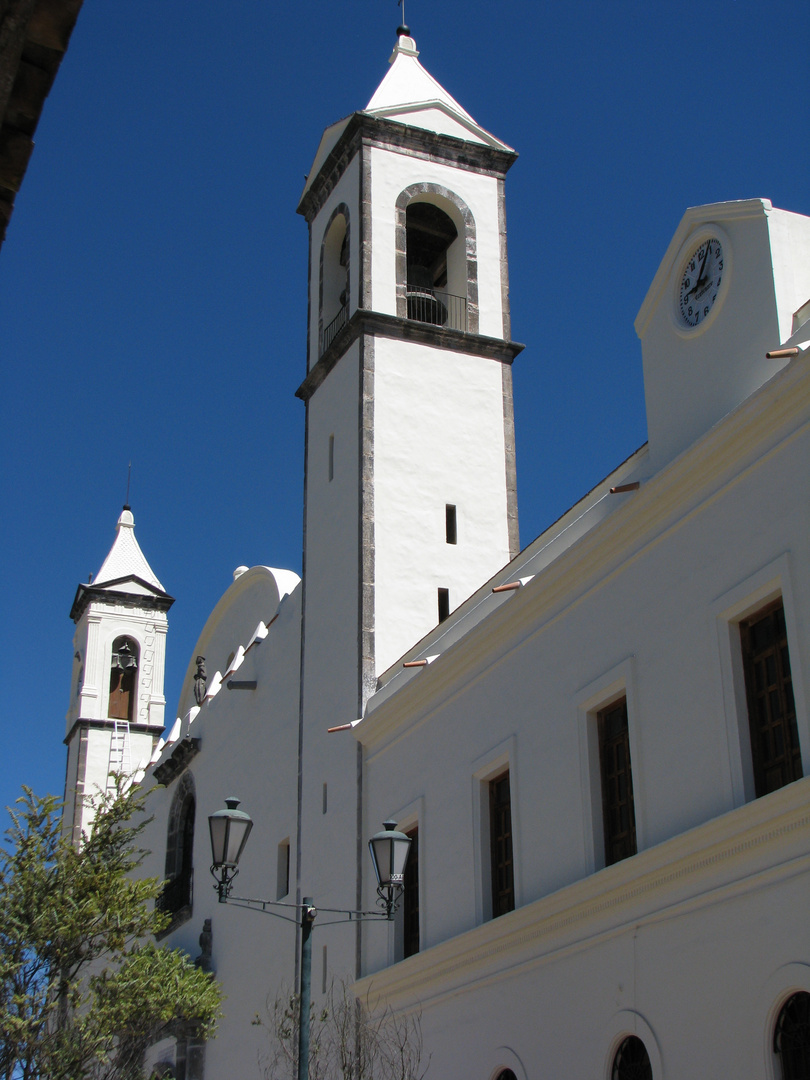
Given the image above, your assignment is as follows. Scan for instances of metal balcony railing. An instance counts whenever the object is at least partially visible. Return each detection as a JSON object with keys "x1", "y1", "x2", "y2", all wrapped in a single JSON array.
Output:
[
  {"x1": 322, "y1": 303, "x2": 349, "y2": 353},
  {"x1": 406, "y1": 286, "x2": 467, "y2": 332}
]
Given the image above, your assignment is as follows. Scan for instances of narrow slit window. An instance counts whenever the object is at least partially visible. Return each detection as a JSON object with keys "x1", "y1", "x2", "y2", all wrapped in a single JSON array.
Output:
[
  {"x1": 438, "y1": 588, "x2": 450, "y2": 623},
  {"x1": 328, "y1": 435, "x2": 335, "y2": 481},
  {"x1": 322, "y1": 782, "x2": 328, "y2": 814},
  {"x1": 276, "y1": 839, "x2": 290, "y2": 900},
  {"x1": 445, "y1": 504, "x2": 457, "y2": 545}
]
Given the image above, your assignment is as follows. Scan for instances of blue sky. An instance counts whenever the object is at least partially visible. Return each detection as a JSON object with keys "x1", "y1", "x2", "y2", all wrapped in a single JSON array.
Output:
[{"x1": 1, "y1": 0, "x2": 808, "y2": 815}]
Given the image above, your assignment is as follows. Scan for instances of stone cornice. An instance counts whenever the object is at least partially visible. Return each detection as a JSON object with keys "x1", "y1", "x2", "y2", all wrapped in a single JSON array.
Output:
[
  {"x1": 354, "y1": 778, "x2": 810, "y2": 1011},
  {"x1": 296, "y1": 309, "x2": 523, "y2": 402},
  {"x1": 70, "y1": 577, "x2": 175, "y2": 622},
  {"x1": 152, "y1": 738, "x2": 201, "y2": 786},
  {"x1": 297, "y1": 112, "x2": 518, "y2": 223},
  {"x1": 63, "y1": 717, "x2": 162, "y2": 745},
  {"x1": 359, "y1": 353, "x2": 810, "y2": 753}
]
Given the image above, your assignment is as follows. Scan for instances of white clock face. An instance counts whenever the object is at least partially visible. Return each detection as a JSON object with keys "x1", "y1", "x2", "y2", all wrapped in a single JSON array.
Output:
[{"x1": 678, "y1": 237, "x2": 724, "y2": 328}]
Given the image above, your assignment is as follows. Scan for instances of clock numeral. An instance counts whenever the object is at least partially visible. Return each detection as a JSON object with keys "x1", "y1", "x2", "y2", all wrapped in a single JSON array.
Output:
[
  {"x1": 704, "y1": 305, "x2": 709, "y2": 316},
  {"x1": 684, "y1": 277, "x2": 691, "y2": 290},
  {"x1": 718, "y1": 259, "x2": 723, "y2": 270}
]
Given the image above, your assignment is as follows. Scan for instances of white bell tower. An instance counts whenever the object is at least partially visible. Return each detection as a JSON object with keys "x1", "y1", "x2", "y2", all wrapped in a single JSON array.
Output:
[
  {"x1": 295, "y1": 27, "x2": 522, "y2": 978},
  {"x1": 63, "y1": 506, "x2": 173, "y2": 843}
]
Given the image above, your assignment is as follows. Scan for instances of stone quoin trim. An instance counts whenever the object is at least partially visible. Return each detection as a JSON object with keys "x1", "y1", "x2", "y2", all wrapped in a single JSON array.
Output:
[
  {"x1": 360, "y1": 145, "x2": 373, "y2": 311},
  {"x1": 318, "y1": 202, "x2": 350, "y2": 357},
  {"x1": 395, "y1": 182, "x2": 479, "y2": 335},
  {"x1": 497, "y1": 177, "x2": 512, "y2": 342},
  {"x1": 501, "y1": 363, "x2": 520, "y2": 559}
]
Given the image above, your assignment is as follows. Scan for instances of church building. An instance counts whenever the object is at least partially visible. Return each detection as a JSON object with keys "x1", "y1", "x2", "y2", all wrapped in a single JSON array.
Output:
[{"x1": 64, "y1": 26, "x2": 810, "y2": 1080}]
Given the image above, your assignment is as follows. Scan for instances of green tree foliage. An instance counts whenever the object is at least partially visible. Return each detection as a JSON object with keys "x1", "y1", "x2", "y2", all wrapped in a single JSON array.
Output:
[{"x1": 0, "y1": 784, "x2": 221, "y2": 1080}]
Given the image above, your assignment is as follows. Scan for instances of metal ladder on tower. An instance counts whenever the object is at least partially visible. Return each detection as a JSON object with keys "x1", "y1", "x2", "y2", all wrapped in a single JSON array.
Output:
[{"x1": 107, "y1": 719, "x2": 132, "y2": 788}]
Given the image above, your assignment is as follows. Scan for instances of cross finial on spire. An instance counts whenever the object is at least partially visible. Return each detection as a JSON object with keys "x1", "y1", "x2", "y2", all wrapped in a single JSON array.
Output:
[
  {"x1": 124, "y1": 462, "x2": 131, "y2": 511},
  {"x1": 397, "y1": 0, "x2": 409, "y2": 37}
]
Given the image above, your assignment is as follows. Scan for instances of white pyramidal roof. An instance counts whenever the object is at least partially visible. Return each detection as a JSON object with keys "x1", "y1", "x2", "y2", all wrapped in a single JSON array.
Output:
[
  {"x1": 301, "y1": 32, "x2": 512, "y2": 202},
  {"x1": 94, "y1": 508, "x2": 166, "y2": 592},
  {"x1": 364, "y1": 32, "x2": 512, "y2": 150}
]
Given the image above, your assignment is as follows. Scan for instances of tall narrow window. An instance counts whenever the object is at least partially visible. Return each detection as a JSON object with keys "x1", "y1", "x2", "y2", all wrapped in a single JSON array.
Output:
[
  {"x1": 159, "y1": 772, "x2": 195, "y2": 925},
  {"x1": 328, "y1": 434, "x2": 335, "y2": 481},
  {"x1": 489, "y1": 770, "x2": 514, "y2": 917},
  {"x1": 598, "y1": 697, "x2": 637, "y2": 866},
  {"x1": 741, "y1": 599, "x2": 802, "y2": 796},
  {"x1": 612, "y1": 1036, "x2": 653, "y2": 1080},
  {"x1": 445, "y1": 504, "x2": 457, "y2": 545},
  {"x1": 774, "y1": 991, "x2": 810, "y2": 1080},
  {"x1": 437, "y1": 588, "x2": 450, "y2": 623},
  {"x1": 108, "y1": 637, "x2": 138, "y2": 720},
  {"x1": 402, "y1": 826, "x2": 419, "y2": 958}
]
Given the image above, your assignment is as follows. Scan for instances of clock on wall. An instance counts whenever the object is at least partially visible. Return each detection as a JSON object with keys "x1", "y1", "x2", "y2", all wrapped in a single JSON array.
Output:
[{"x1": 674, "y1": 228, "x2": 730, "y2": 331}]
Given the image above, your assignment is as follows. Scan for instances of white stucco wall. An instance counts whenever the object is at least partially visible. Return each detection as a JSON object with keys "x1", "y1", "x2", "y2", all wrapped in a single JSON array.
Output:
[{"x1": 373, "y1": 338, "x2": 511, "y2": 673}]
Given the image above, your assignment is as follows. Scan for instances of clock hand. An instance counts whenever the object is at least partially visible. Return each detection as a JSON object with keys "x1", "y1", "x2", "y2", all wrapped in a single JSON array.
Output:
[{"x1": 695, "y1": 240, "x2": 711, "y2": 286}]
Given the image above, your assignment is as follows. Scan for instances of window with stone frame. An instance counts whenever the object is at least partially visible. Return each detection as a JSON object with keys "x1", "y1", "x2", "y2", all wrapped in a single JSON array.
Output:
[
  {"x1": 158, "y1": 771, "x2": 195, "y2": 927},
  {"x1": 108, "y1": 637, "x2": 138, "y2": 721},
  {"x1": 774, "y1": 991, "x2": 810, "y2": 1080},
  {"x1": 740, "y1": 598, "x2": 803, "y2": 797},
  {"x1": 489, "y1": 770, "x2": 514, "y2": 918},
  {"x1": 597, "y1": 697, "x2": 637, "y2": 866}
]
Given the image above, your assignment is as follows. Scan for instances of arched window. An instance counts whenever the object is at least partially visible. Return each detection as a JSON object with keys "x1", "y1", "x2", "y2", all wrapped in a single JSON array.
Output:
[
  {"x1": 108, "y1": 637, "x2": 138, "y2": 721},
  {"x1": 612, "y1": 1035, "x2": 653, "y2": 1080},
  {"x1": 395, "y1": 185, "x2": 478, "y2": 334},
  {"x1": 159, "y1": 772, "x2": 195, "y2": 925},
  {"x1": 775, "y1": 992, "x2": 810, "y2": 1080},
  {"x1": 320, "y1": 205, "x2": 350, "y2": 353},
  {"x1": 494, "y1": 1071, "x2": 517, "y2": 1080}
]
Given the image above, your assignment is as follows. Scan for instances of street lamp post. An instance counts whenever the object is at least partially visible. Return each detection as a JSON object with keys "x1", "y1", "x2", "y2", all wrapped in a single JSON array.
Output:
[{"x1": 208, "y1": 799, "x2": 412, "y2": 1080}]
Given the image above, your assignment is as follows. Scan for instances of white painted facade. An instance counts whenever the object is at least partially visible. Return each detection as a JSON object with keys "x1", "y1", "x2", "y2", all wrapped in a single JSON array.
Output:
[{"x1": 67, "y1": 29, "x2": 810, "y2": 1080}]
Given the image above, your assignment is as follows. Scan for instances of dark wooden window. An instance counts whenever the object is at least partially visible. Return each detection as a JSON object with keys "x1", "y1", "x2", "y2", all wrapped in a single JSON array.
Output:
[
  {"x1": 445, "y1": 504, "x2": 457, "y2": 545},
  {"x1": 598, "y1": 698, "x2": 637, "y2": 866},
  {"x1": 402, "y1": 826, "x2": 419, "y2": 958},
  {"x1": 775, "y1": 992, "x2": 810, "y2": 1080},
  {"x1": 438, "y1": 588, "x2": 450, "y2": 623},
  {"x1": 159, "y1": 773, "x2": 195, "y2": 925},
  {"x1": 612, "y1": 1036, "x2": 652, "y2": 1080},
  {"x1": 108, "y1": 638, "x2": 138, "y2": 721},
  {"x1": 489, "y1": 770, "x2": 514, "y2": 917},
  {"x1": 741, "y1": 599, "x2": 802, "y2": 797}
]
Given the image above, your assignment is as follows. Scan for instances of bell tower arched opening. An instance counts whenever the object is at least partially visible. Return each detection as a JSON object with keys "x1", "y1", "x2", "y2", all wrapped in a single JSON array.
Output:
[
  {"x1": 108, "y1": 636, "x2": 139, "y2": 721},
  {"x1": 396, "y1": 185, "x2": 478, "y2": 334},
  {"x1": 320, "y1": 205, "x2": 350, "y2": 353}
]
